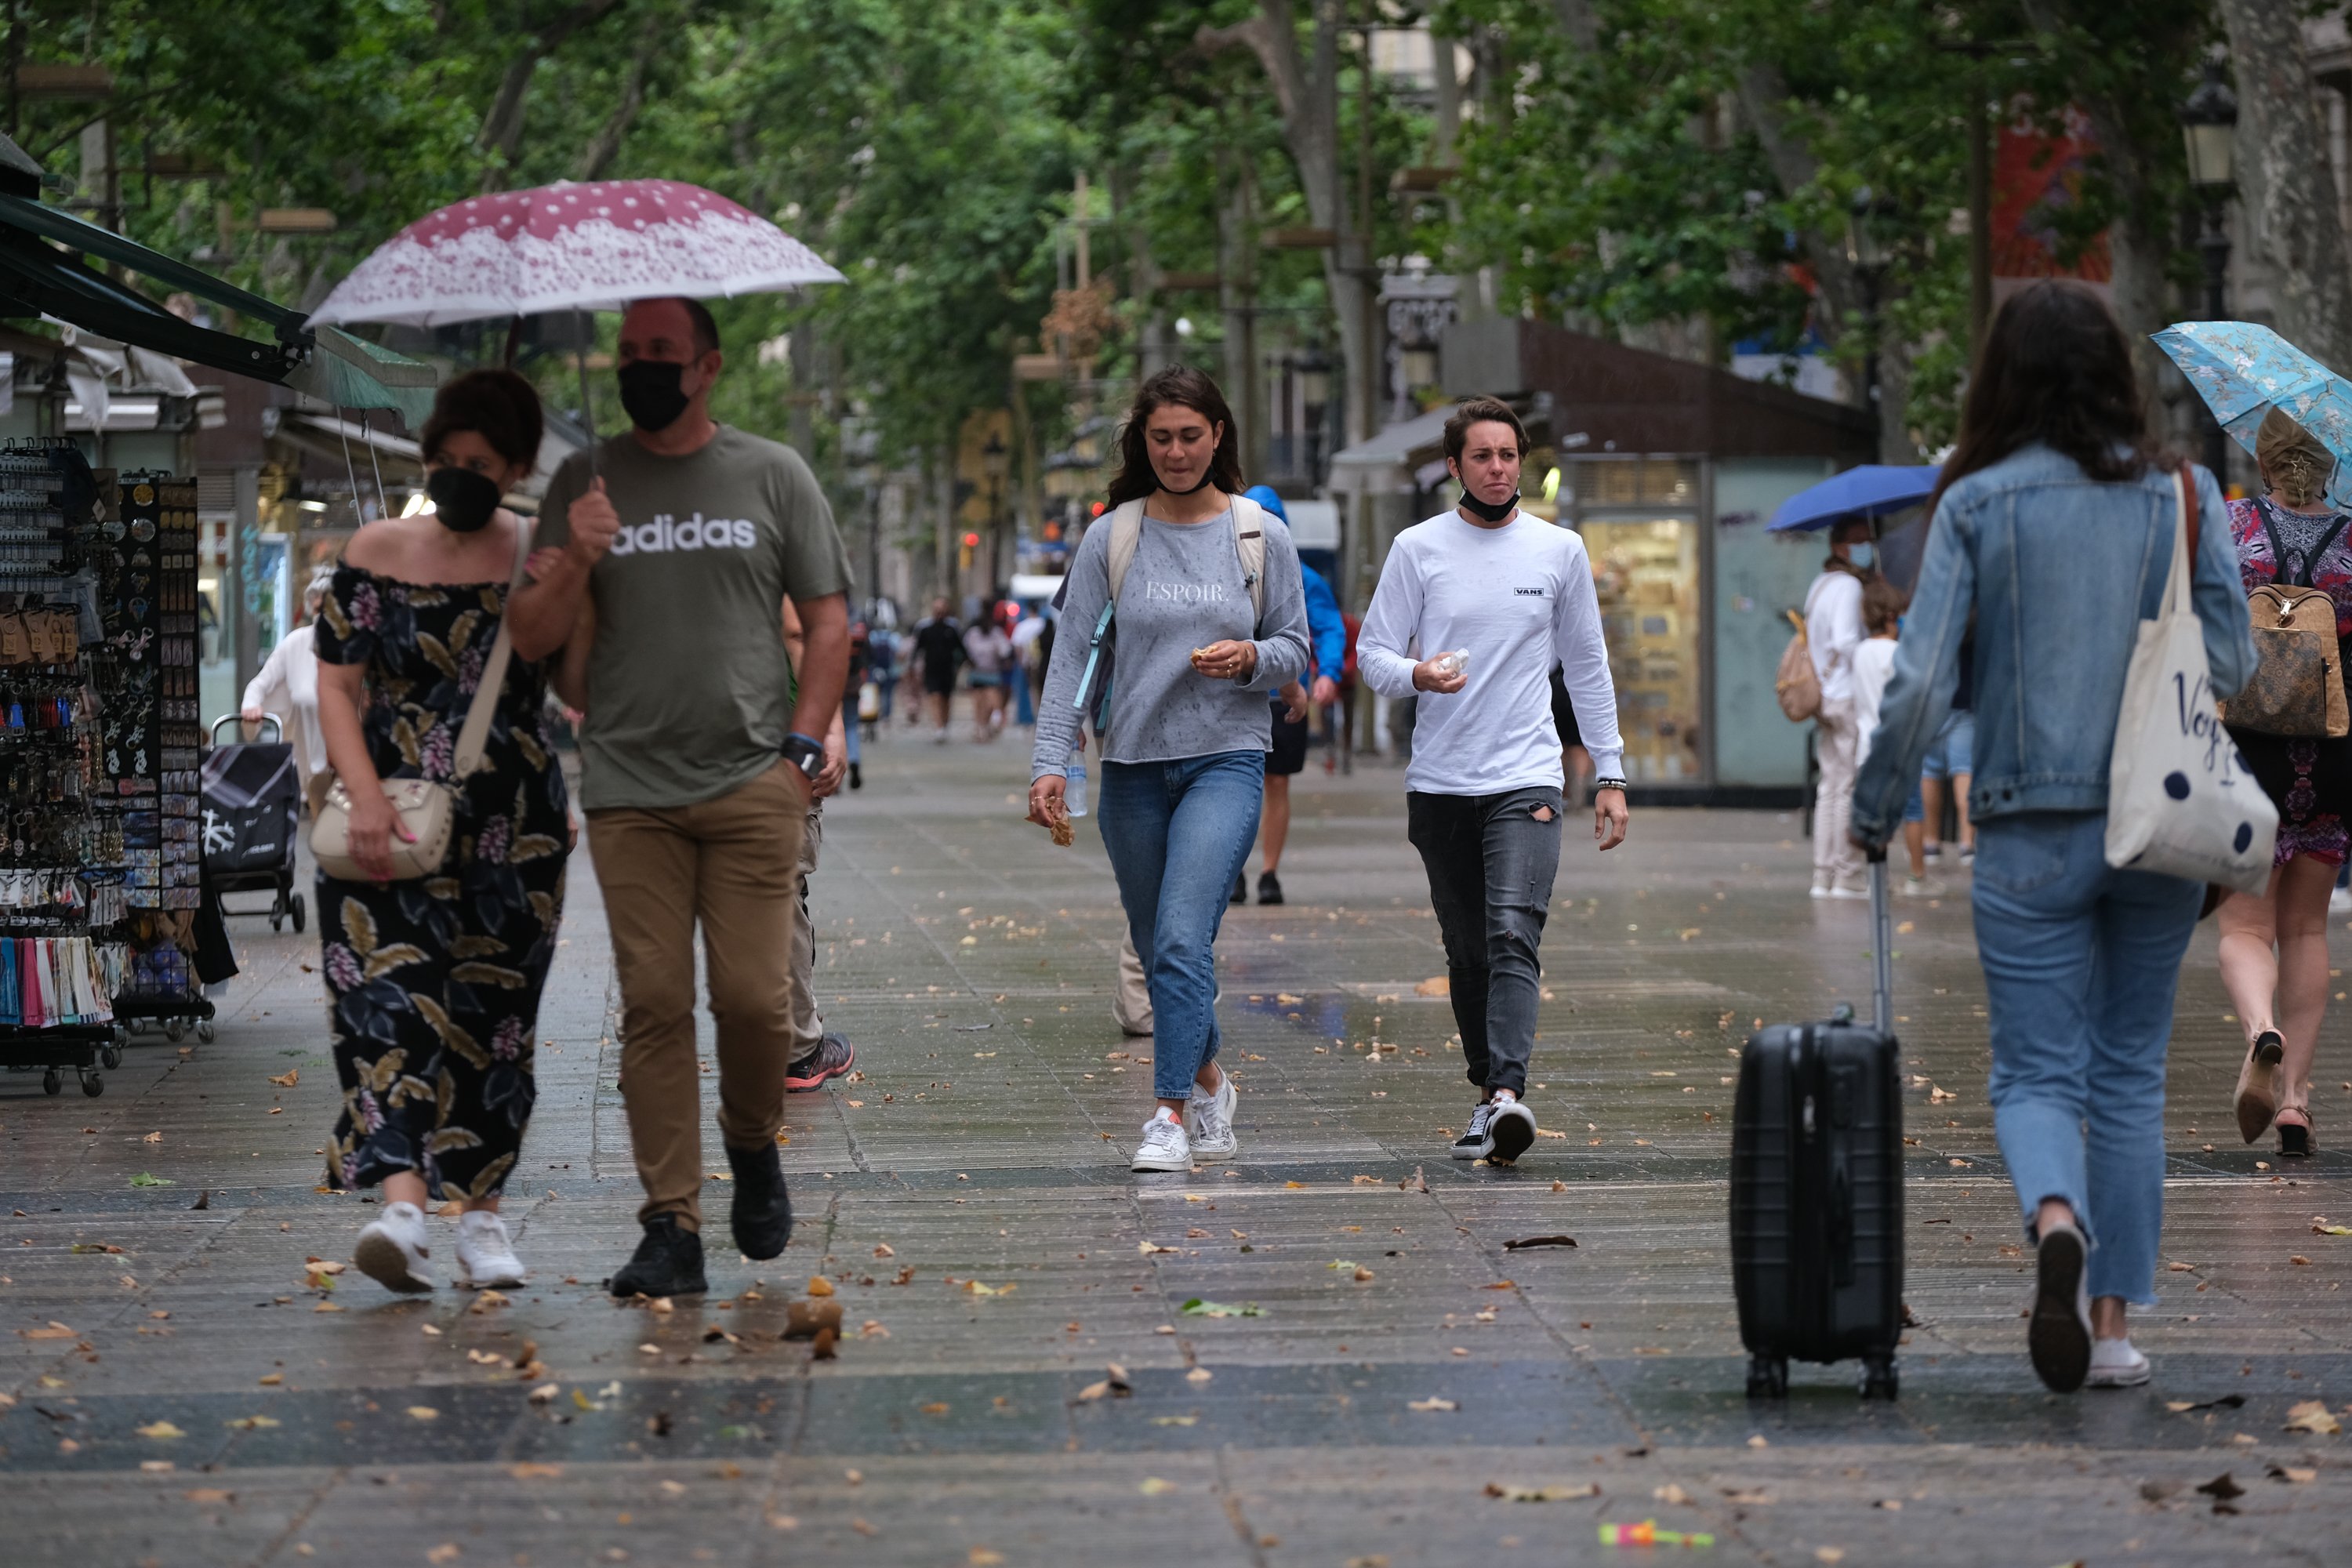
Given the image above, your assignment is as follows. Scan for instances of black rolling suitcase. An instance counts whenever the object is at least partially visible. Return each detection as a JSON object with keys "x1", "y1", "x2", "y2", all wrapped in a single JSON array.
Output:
[{"x1": 1730, "y1": 853, "x2": 1904, "y2": 1399}]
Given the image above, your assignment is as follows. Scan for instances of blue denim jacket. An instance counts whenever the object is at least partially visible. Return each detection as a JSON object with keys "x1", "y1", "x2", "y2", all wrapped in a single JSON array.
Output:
[{"x1": 1853, "y1": 442, "x2": 2256, "y2": 840}]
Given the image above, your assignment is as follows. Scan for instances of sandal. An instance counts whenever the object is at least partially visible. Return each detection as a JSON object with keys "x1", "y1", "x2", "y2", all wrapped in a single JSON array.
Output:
[
  {"x1": 2234, "y1": 1030, "x2": 2284, "y2": 1144},
  {"x1": 2278, "y1": 1108, "x2": 2315, "y2": 1160}
]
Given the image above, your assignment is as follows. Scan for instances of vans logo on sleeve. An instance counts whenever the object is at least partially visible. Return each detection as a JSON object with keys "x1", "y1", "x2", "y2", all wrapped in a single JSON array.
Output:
[{"x1": 610, "y1": 513, "x2": 757, "y2": 555}]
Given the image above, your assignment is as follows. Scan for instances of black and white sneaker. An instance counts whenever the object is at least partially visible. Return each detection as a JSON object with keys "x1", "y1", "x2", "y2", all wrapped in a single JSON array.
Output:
[
  {"x1": 1451, "y1": 1102, "x2": 1497, "y2": 1160},
  {"x1": 1486, "y1": 1093, "x2": 1537, "y2": 1164},
  {"x1": 2028, "y1": 1221, "x2": 2093, "y2": 1393}
]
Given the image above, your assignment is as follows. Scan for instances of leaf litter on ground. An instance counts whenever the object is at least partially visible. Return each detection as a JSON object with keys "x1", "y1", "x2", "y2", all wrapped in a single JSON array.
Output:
[{"x1": 1180, "y1": 1298, "x2": 1263, "y2": 1318}]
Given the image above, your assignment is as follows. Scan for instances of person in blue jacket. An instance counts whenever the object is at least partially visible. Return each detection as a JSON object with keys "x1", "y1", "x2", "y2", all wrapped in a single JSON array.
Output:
[{"x1": 1236, "y1": 485, "x2": 1348, "y2": 905}]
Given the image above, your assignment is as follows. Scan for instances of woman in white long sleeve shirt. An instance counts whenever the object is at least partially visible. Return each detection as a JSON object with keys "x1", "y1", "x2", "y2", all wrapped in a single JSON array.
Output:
[
  {"x1": 1804, "y1": 520, "x2": 1873, "y2": 898},
  {"x1": 240, "y1": 568, "x2": 333, "y2": 794},
  {"x1": 1356, "y1": 397, "x2": 1630, "y2": 1167}
]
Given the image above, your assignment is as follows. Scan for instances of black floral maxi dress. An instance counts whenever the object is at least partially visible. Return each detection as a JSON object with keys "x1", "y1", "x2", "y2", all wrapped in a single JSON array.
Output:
[{"x1": 313, "y1": 564, "x2": 570, "y2": 1202}]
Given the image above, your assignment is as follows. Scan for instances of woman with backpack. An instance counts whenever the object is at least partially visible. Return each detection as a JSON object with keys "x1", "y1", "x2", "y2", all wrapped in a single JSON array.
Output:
[
  {"x1": 2216, "y1": 408, "x2": 2351, "y2": 1159},
  {"x1": 1852, "y1": 281, "x2": 2256, "y2": 1394},
  {"x1": 1025, "y1": 366, "x2": 1311, "y2": 1172},
  {"x1": 1802, "y1": 518, "x2": 1875, "y2": 898}
]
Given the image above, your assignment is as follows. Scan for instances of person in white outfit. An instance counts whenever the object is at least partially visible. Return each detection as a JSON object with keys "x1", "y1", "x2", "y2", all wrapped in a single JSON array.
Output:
[
  {"x1": 240, "y1": 567, "x2": 336, "y2": 796},
  {"x1": 1805, "y1": 519, "x2": 1874, "y2": 898}
]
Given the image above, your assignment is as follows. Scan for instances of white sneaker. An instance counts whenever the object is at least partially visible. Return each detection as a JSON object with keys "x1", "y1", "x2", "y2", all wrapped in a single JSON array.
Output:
[
  {"x1": 456, "y1": 1210, "x2": 526, "y2": 1288},
  {"x1": 1828, "y1": 884, "x2": 1870, "y2": 900},
  {"x1": 1188, "y1": 1072, "x2": 1238, "y2": 1157},
  {"x1": 1131, "y1": 1110, "x2": 1191, "y2": 1173},
  {"x1": 354, "y1": 1200, "x2": 437, "y2": 1293},
  {"x1": 2085, "y1": 1336, "x2": 2151, "y2": 1388},
  {"x1": 1809, "y1": 881, "x2": 1832, "y2": 900},
  {"x1": 2027, "y1": 1221, "x2": 2092, "y2": 1392},
  {"x1": 1451, "y1": 1102, "x2": 1497, "y2": 1160},
  {"x1": 1900, "y1": 874, "x2": 1947, "y2": 898},
  {"x1": 1486, "y1": 1092, "x2": 1537, "y2": 1164}
]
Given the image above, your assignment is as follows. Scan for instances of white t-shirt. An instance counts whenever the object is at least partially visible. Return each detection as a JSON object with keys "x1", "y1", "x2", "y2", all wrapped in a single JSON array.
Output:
[
  {"x1": 1805, "y1": 569, "x2": 1864, "y2": 703},
  {"x1": 1849, "y1": 635, "x2": 1899, "y2": 767},
  {"x1": 1357, "y1": 507, "x2": 1624, "y2": 794}
]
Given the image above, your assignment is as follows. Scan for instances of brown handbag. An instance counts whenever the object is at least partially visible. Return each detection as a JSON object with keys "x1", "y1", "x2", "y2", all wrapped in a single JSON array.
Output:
[
  {"x1": 308, "y1": 528, "x2": 531, "y2": 880},
  {"x1": 2219, "y1": 500, "x2": 2350, "y2": 738}
]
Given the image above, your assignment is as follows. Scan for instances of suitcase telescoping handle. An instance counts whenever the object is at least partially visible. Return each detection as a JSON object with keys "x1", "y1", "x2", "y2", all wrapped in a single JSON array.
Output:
[{"x1": 1864, "y1": 846, "x2": 1893, "y2": 1036}]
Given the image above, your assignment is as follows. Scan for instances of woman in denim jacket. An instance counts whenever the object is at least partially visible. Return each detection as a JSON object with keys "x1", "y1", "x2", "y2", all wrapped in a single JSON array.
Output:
[{"x1": 1853, "y1": 283, "x2": 2257, "y2": 1395}]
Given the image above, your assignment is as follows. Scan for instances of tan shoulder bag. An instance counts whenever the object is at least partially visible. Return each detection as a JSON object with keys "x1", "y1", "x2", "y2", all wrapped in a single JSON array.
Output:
[{"x1": 309, "y1": 528, "x2": 532, "y2": 880}]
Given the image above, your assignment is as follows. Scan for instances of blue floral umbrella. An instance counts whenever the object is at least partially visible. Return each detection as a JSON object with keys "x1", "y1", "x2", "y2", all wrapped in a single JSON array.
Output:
[{"x1": 2152, "y1": 319, "x2": 2352, "y2": 508}]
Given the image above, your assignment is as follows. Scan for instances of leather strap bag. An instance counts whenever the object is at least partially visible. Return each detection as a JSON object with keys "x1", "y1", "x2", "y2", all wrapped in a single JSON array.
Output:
[
  {"x1": 2218, "y1": 498, "x2": 2350, "y2": 738},
  {"x1": 308, "y1": 527, "x2": 532, "y2": 881},
  {"x1": 1774, "y1": 608, "x2": 1820, "y2": 721}
]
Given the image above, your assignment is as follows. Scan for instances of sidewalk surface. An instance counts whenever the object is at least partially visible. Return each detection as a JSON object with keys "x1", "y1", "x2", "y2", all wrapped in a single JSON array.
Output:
[{"x1": 3, "y1": 733, "x2": 2348, "y2": 1566}]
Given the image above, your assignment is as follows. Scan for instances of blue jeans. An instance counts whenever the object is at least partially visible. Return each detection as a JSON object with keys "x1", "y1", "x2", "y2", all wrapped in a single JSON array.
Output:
[
  {"x1": 1098, "y1": 751, "x2": 1265, "y2": 1102},
  {"x1": 1971, "y1": 811, "x2": 2201, "y2": 1305}
]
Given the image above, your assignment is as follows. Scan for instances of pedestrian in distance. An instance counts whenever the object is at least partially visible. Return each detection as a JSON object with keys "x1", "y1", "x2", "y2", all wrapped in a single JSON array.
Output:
[
  {"x1": 510, "y1": 296, "x2": 855, "y2": 1299},
  {"x1": 963, "y1": 613, "x2": 1014, "y2": 739},
  {"x1": 317, "y1": 369, "x2": 572, "y2": 1294},
  {"x1": 1356, "y1": 395, "x2": 1630, "y2": 1167},
  {"x1": 1849, "y1": 577, "x2": 1942, "y2": 897},
  {"x1": 1853, "y1": 280, "x2": 2256, "y2": 1393},
  {"x1": 241, "y1": 564, "x2": 337, "y2": 801},
  {"x1": 780, "y1": 597, "x2": 859, "y2": 1092},
  {"x1": 1026, "y1": 365, "x2": 1311, "y2": 1172},
  {"x1": 1234, "y1": 485, "x2": 1346, "y2": 906},
  {"x1": 2216, "y1": 407, "x2": 2352, "y2": 1158},
  {"x1": 1806, "y1": 517, "x2": 1875, "y2": 898},
  {"x1": 912, "y1": 597, "x2": 964, "y2": 743}
]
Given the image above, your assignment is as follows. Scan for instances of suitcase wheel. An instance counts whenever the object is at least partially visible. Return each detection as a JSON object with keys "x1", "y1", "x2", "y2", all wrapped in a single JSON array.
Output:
[
  {"x1": 1745, "y1": 1352, "x2": 1789, "y2": 1399},
  {"x1": 1861, "y1": 1356, "x2": 1898, "y2": 1401}
]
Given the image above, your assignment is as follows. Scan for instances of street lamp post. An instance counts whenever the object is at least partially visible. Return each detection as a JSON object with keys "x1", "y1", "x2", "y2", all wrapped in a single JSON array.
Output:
[
  {"x1": 1296, "y1": 345, "x2": 1334, "y2": 488},
  {"x1": 1844, "y1": 189, "x2": 1896, "y2": 419},
  {"x1": 2181, "y1": 60, "x2": 2240, "y2": 482},
  {"x1": 981, "y1": 431, "x2": 1009, "y2": 593}
]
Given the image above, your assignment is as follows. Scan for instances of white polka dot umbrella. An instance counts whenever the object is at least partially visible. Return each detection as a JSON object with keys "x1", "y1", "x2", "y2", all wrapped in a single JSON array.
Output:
[{"x1": 307, "y1": 179, "x2": 844, "y2": 328}]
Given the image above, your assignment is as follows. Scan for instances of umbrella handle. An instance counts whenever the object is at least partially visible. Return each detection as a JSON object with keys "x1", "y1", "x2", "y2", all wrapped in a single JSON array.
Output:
[{"x1": 575, "y1": 308, "x2": 598, "y2": 481}]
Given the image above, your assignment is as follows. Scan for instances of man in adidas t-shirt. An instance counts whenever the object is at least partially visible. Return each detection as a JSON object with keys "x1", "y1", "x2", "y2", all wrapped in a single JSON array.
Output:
[
  {"x1": 513, "y1": 296, "x2": 852, "y2": 1299},
  {"x1": 1357, "y1": 396, "x2": 1630, "y2": 1167}
]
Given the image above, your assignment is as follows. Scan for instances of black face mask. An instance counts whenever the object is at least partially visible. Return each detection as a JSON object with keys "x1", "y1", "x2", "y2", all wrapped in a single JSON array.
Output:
[
  {"x1": 426, "y1": 466, "x2": 502, "y2": 534},
  {"x1": 618, "y1": 359, "x2": 693, "y2": 433},
  {"x1": 1460, "y1": 488, "x2": 1520, "y2": 524}
]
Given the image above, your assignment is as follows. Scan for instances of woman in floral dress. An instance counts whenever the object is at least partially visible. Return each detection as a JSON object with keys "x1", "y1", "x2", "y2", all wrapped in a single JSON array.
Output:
[
  {"x1": 2218, "y1": 407, "x2": 2352, "y2": 1160},
  {"x1": 313, "y1": 369, "x2": 571, "y2": 1292}
]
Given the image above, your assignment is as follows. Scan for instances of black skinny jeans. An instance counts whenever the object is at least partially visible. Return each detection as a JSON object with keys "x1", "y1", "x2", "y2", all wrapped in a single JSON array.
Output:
[{"x1": 1405, "y1": 786, "x2": 1564, "y2": 1096}]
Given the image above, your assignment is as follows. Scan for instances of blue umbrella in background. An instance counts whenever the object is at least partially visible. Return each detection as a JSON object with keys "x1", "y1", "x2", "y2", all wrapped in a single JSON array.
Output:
[
  {"x1": 1766, "y1": 464, "x2": 1942, "y2": 532},
  {"x1": 2153, "y1": 319, "x2": 2352, "y2": 509}
]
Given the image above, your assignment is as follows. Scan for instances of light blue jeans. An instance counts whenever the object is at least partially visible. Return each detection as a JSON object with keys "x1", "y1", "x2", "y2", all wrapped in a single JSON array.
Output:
[
  {"x1": 1971, "y1": 810, "x2": 2201, "y2": 1306},
  {"x1": 1098, "y1": 750, "x2": 1265, "y2": 1102}
]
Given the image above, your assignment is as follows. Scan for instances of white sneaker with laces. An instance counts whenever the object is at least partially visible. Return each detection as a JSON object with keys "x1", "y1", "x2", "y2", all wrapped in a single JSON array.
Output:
[
  {"x1": 1188, "y1": 1072, "x2": 1238, "y2": 1157},
  {"x1": 1486, "y1": 1092, "x2": 1537, "y2": 1163},
  {"x1": 1131, "y1": 1110, "x2": 1191, "y2": 1173},
  {"x1": 1900, "y1": 873, "x2": 1947, "y2": 898},
  {"x1": 2085, "y1": 1336, "x2": 2151, "y2": 1388},
  {"x1": 354, "y1": 1200, "x2": 437, "y2": 1293},
  {"x1": 1451, "y1": 1102, "x2": 1497, "y2": 1160},
  {"x1": 456, "y1": 1210, "x2": 526, "y2": 1288}
]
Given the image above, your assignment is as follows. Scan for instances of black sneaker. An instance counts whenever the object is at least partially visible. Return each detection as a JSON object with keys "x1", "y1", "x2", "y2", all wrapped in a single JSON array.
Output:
[
  {"x1": 610, "y1": 1214, "x2": 707, "y2": 1298},
  {"x1": 1231, "y1": 873, "x2": 1248, "y2": 905},
  {"x1": 1486, "y1": 1094, "x2": 1537, "y2": 1164},
  {"x1": 1450, "y1": 1102, "x2": 1496, "y2": 1161},
  {"x1": 1257, "y1": 872, "x2": 1285, "y2": 906},
  {"x1": 726, "y1": 1141, "x2": 794, "y2": 1260},
  {"x1": 785, "y1": 1032, "x2": 855, "y2": 1091},
  {"x1": 849, "y1": 761, "x2": 862, "y2": 790},
  {"x1": 2028, "y1": 1221, "x2": 2092, "y2": 1393}
]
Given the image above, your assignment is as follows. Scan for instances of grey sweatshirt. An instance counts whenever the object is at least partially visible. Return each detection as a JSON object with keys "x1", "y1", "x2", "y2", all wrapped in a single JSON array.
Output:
[{"x1": 1032, "y1": 504, "x2": 1311, "y2": 779}]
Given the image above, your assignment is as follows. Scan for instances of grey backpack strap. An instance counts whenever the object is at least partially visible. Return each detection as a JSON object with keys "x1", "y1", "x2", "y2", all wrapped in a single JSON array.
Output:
[
  {"x1": 1230, "y1": 495, "x2": 1268, "y2": 626},
  {"x1": 1104, "y1": 500, "x2": 1147, "y2": 603}
]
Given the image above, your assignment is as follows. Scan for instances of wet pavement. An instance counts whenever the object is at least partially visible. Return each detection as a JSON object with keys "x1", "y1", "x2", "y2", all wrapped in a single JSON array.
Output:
[{"x1": 4, "y1": 728, "x2": 2349, "y2": 1566}]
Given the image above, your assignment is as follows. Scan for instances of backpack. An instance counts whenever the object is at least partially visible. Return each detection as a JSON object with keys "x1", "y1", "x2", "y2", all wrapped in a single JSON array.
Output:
[
  {"x1": 1072, "y1": 496, "x2": 1270, "y2": 731},
  {"x1": 2222, "y1": 499, "x2": 2351, "y2": 738},
  {"x1": 1775, "y1": 608, "x2": 1821, "y2": 722}
]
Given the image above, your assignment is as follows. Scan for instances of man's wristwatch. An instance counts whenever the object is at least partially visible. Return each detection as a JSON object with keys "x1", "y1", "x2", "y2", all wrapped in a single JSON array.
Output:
[{"x1": 782, "y1": 731, "x2": 826, "y2": 781}]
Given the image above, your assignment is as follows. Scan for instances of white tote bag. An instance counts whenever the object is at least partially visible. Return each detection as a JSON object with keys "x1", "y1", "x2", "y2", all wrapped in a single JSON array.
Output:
[{"x1": 2104, "y1": 466, "x2": 2276, "y2": 893}]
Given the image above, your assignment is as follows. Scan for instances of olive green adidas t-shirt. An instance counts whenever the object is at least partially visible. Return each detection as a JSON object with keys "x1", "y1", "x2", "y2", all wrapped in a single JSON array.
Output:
[{"x1": 537, "y1": 426, "x2": 852, "y2": 811}]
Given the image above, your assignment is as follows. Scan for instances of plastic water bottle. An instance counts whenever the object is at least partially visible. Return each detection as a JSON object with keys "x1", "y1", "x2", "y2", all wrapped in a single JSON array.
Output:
[{"x1": 1065, "y1": 750, "x2": 1089, "y2": 818}]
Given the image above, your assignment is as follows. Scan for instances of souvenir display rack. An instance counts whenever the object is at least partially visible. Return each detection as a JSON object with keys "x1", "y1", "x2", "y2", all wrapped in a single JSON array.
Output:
[
  {"x1": 0, "y1": 439, "x2": 124, "y2": 1095},
  {"x1": 96, "y1": 470, "x2": 214, "y2": 1046}
]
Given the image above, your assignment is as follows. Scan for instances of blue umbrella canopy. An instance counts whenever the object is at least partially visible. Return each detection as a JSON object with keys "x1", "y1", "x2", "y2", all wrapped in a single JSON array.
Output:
[
  {"x1": 2154, "y1": 319, "x2": 2352, "y2": 509},
  {"x1": 1767, "y1": 464, "x2": 1941, "y2": 532}
]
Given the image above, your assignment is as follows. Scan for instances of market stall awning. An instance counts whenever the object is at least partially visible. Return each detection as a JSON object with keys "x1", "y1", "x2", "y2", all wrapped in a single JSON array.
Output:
[
  {"x1": 1327, "y1": 405, "x2": 1460, "y2": 495},
  {"x1": 0, "y1": 132, "x2": 435, "y2": 424}
]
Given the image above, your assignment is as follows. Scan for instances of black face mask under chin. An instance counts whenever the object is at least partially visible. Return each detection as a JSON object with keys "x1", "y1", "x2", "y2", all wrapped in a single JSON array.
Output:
[
  {"x1": 618, "y1": 359, "x2": 694, "y2": 433},
  {"x1": 426, "y1": 466, "x2": 503, "y2": 534},
  {"x1": 1459, "y1": 488, "x2": 1520, "y2": 524}
]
